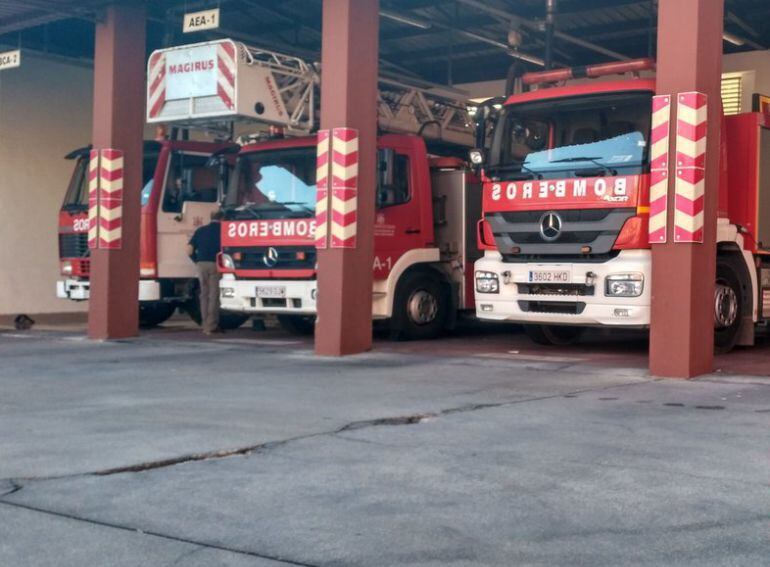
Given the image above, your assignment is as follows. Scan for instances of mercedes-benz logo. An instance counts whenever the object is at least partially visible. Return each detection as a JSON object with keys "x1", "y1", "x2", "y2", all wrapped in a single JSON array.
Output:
[
  {"x1": 263, "y1": 247, "x2": 279, "y2": 268},
  {"x1": 539, "y1": 211, "x2": 563, "y2": 242}
]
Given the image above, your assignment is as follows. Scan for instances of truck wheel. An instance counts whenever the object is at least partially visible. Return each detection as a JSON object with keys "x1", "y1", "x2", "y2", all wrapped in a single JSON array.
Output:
[
  {"x1": 277, "y1": 315, "x2": 316, "y2": 336},
  {"x1": 183, "y1": 298, "x2": 202, "y2": 326},
  {"x1": 219, "y1": 312, "x2": 249, "y2": 330},
  {"x1": 714, "y1": 259, "x2": 743, "y2": 354},
  {"x1": 391, "y1": 272, "x2": 448, "y2": 341},
  {"x1": 182, "y1": 298, "x2": 248, "y2": 330},
  {"x1": 138, "y1": 302, "x2": 176, "y2": 328},
  {"x1": 524, "y1": 324, "x2": 584, "y2": 346}
]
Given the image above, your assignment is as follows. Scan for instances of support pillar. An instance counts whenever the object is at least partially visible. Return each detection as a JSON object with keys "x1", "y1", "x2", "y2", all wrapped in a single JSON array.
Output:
[
  {"x1": 649, "y1": 0, "x2": 724, "y2": 377},
  {"x1": 88, "y1": 2, "x2": 146, "y2": 339},
  {"x1": 315, "y1": 0, "x2": 379, "y2": 355}
]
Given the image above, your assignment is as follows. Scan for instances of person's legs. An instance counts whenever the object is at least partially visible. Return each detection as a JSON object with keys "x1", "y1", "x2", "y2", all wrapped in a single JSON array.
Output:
[
  {"x1": 197, "y1": 262, "x2": 213, "y2": 333},
  {"x1": 207, "y1": 266, "x2": 221, "y2": 331}
]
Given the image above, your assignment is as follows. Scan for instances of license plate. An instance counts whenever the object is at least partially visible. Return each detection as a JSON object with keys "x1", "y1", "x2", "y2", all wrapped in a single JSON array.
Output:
[
  {"x1": 256, "y1": 286, "x2": 286, "y2": 298},
  {"x1": 528, "y1": 269, "x2": 571, "y2": 283}
]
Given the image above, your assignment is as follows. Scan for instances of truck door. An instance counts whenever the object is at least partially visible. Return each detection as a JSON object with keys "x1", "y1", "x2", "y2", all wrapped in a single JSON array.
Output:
[
  {"x1": 155, "y1": 152, "x2": 220, "y2": 278},
  {"x1": 373, "y1": 141, "x2": 427, "y2": 281}
]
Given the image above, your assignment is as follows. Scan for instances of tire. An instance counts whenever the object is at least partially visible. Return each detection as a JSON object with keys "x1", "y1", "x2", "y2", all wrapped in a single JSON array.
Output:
[
  {"x1": 523, "y1": 324, "x2": 584, "y2": 346},
  {"x1": 714, "y1": 258, "x2": 744, "y2": 354},
  {"x1": 219, "y1": 312, "x2": 249, "y2": 330},
  {"x1": 277, "y1": 315, "x2": 316, "y2": 336},
  {"x1": 138, "y1": 302, "x2": 176, "y2": 328},
  {"x1": 390, "y1": 271, "x2": 448, "y2": 341},
  {"x1": 182, "y1": 297, "x2": 248, "y2": 330}
]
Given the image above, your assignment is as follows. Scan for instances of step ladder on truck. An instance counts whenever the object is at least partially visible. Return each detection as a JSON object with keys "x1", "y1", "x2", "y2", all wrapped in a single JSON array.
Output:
[{"x1": 147, "y1": 39, "x2": 484, "y2": 339}]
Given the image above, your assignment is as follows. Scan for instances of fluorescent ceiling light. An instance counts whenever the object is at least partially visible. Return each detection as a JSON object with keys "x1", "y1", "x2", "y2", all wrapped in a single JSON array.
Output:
[
  {"x1": 380, "y1": 10, "x2": 432, "y2": 30},
  {"x1": 722, "y1": 32, "x2": 745, "y2": 46}
]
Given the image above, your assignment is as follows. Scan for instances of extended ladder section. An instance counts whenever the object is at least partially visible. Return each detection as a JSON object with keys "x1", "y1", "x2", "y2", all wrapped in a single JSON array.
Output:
[{"x1": 147, "y1": 39, "x2": 475, "y2": 147}]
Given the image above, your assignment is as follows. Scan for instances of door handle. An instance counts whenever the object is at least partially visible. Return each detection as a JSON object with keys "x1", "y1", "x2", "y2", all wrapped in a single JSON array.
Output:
[{"x1": 405, "y1": 228, "x2": 421, "y2": 234}]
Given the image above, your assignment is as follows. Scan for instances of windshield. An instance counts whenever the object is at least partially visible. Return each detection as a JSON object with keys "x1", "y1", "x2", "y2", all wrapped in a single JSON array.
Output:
[
  {"x1": 489, "y1": 92, "x2": 652, "y2": 180},
  {"x1": 64, "y1": 153, "x2": 158, "y2": 210},
  {"x1": 63, "y1": 157, "x2": 89, "y2": 210},
  {"x1": 225, "y1": 147, "x2": 316, "y2": 219}
]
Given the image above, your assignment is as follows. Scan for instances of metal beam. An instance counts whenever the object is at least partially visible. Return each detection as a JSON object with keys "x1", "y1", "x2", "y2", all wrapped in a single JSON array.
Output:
[{"x1": 456, "y1": 0, "x2": 630, "y2": 61}]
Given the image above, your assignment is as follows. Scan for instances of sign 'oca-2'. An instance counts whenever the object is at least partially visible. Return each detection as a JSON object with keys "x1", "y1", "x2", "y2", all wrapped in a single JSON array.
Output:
[{"x1": 0, "y1": 50, "x2": 21, "y2": 71}]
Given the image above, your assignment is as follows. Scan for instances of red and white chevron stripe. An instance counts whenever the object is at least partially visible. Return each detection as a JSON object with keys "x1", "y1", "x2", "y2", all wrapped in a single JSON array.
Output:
[
  {"x1": 147, "y1": 51, "x2": 166, "y2": 119},
  {"x1": 315, "y1": 130, "x2": 330, "y2": 249},
  {"x1": 649, "y1": 95, "x2": 671, "y2": 244},
  {"x1": 147, "y1": 40, "x2": 236, "y2": 120},
  {"x1": 216, "y1": 41, "x2": 236, "y2": 111},
  {"x1": 674, "y1": 92, "x2": 707, "y2": 243},
  {"x1": 98, "y1": 149, "x2": 124, "y2": 250},
  {"x1": 330, "y1": 128, "x2": 358, "y2": 249},
  {"x1": 88, "y1": 150, "x2": 100, "y2": 250}
]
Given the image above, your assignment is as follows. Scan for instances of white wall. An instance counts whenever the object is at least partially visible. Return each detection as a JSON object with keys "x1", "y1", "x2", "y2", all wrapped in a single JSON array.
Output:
[{"x1": 0, "y1": 54, "x2": 93, "y2": 316}]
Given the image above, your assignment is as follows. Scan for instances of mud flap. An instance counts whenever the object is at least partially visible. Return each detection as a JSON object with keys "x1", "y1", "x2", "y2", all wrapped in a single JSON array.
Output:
[{"x1": 736, "y1": 314, "x2": 755, "y2": 346}]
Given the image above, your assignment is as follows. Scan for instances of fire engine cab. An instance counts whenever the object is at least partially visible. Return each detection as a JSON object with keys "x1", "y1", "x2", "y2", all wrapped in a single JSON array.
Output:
[
  {"x1": 56, "y1": 138, "x2": 246, "y2": 328},
  {"x1": 473, "y1": 59, "x2": 770, "y2": 352},
  {"x1": 147, "y1": 39, "x2": 481, "y2": 339}
]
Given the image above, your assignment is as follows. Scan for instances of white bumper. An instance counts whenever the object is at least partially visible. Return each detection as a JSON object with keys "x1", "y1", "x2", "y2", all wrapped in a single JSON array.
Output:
[
  {"x1": 56, "y1": 279, "x2": 161, "y2": 302},
  {"x1": 57, "y1": 278, "x2": 90, "y2": 301},
  {"x1": 474, "y1": 249, "x2": 651, "y2": 327},
  {"x1": 220, "y1": 275, "x2": 317, "y2": 315}
]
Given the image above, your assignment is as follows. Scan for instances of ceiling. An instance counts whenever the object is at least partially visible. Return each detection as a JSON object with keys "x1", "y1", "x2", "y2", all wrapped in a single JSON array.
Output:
[{"x1": 1, "y1": 0, "x2": 769, "y2": 85}]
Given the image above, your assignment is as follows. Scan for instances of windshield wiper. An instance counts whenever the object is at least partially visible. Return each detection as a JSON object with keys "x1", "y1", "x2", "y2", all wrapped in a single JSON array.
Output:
[
  {"x1": 549, "y1": 156, "x2": 618, "y2": 176},
  {"x1": 486, "y1": 163, "x2": 543, "y2": 180}
]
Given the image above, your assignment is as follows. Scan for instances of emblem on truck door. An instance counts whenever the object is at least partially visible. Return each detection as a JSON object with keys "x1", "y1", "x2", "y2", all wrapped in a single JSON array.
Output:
[
  {"x1": 263, "y1": 247, "x2": 279, "y2": 268},
  {"x1": 539, "y1": 211, "x2": 563, "y2": 242}
]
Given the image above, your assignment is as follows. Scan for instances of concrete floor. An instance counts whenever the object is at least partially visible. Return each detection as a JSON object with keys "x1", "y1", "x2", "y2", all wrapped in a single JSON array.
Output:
[{"x1": 1, "y1": 323, "x2": 769, "y2": 566}]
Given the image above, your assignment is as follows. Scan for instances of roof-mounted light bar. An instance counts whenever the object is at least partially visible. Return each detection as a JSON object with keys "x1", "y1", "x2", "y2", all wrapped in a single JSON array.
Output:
[{"x1": 521, "y1": 58, "x2": 656, "y2": 87}]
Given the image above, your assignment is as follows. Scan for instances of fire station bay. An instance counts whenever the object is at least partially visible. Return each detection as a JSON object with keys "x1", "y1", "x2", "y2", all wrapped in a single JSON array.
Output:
[{"x1": 1, "y1": 2, "x2": 770, "y2": 565}]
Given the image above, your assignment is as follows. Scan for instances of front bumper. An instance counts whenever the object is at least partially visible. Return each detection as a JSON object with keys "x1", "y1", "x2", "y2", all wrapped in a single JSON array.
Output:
[
  {"x1": 56, "y1": 279, "x2": 161, "y2": 302},
  {"x1": 57, "y1": 278, "x2": 90, "y2": 301},
  {"x1": 474, "y1": 249, "x2": 651, "y2": 327},
  {"x1": 220, "y1": 275, "x2": 317, "y2": 315}
]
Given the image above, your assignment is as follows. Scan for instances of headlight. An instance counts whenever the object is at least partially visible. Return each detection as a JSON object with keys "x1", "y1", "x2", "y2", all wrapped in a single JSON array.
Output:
[
  {"x1": 605, "y1": 273, "x2": 644, "y2": 297},
  {"x1": 61, "y1": 261, "x2": 73, "y2": 275},
  {"x1": 469, "y1": 148, "x2": 484, "y2": 165},
  {"x1": 221, "y1": 287, "x2": 235, "y2": 298},
  {"x1": 475, "y1": 270, "x2": 499, "y2": 294},
  {"x1": 220, "y1": 253, "x2": 235, "y2": 270}
]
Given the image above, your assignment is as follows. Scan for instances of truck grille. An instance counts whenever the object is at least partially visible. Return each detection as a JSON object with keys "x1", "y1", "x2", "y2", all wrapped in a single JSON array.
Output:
[
  {"x1": 60, "y1": 233, "x2": 89, "y2": 258},
  {"x1": 487, "y1": 208, "x2": 635, "y2": 259},
  {"x1": 224, "y1": 246, "x2": 316, "y2": 271},
  {"x1": 518, "y1": 300, "x2": 586, "y2": 315},
  {"x1": 517, "y1": 283, "x2": 595, "y2": 296}
]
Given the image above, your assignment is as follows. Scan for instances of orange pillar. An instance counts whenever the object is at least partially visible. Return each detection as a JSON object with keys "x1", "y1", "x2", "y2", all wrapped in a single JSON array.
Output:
[
  {"x1": 88, "y1": 3, "x2": 146, "y2": 340},
  {"x1": 649, "y1": 0, "x2": 724, "y2": 377},
  {"x1": 315, "y1": 0, "x2": 379, "y2": 355}
]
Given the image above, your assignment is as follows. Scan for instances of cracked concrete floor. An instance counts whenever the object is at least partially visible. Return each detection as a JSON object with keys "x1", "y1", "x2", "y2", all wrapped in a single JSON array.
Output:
[{"x1": 1, "y1": 330, "x2": 769, "y2": 566}]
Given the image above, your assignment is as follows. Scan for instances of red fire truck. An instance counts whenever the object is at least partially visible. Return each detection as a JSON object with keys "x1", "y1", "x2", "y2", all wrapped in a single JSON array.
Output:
[
  {"x1": 56, "y1": 138, "x2": 248, "y2": 328},
  {"x1": 147, "y1": 39, "x2": 481, "y2": 339},
  {"x1": 472, "y1": 59, "x2": 770, "y2": 352}
]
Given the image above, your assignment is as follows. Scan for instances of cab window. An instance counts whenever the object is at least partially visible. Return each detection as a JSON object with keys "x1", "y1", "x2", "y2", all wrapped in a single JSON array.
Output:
[
  {"x1": 377, "y1": 154, "x2": 410, "y2": 208},
  {"x1": 162, "y1": 153, "x2": 219, "y2": 213}
]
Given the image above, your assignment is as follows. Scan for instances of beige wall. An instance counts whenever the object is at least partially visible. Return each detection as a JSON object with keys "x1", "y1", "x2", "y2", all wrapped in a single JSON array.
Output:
[{"x1": 0, "y1": 54, "x2": 93, "y2": 316}]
